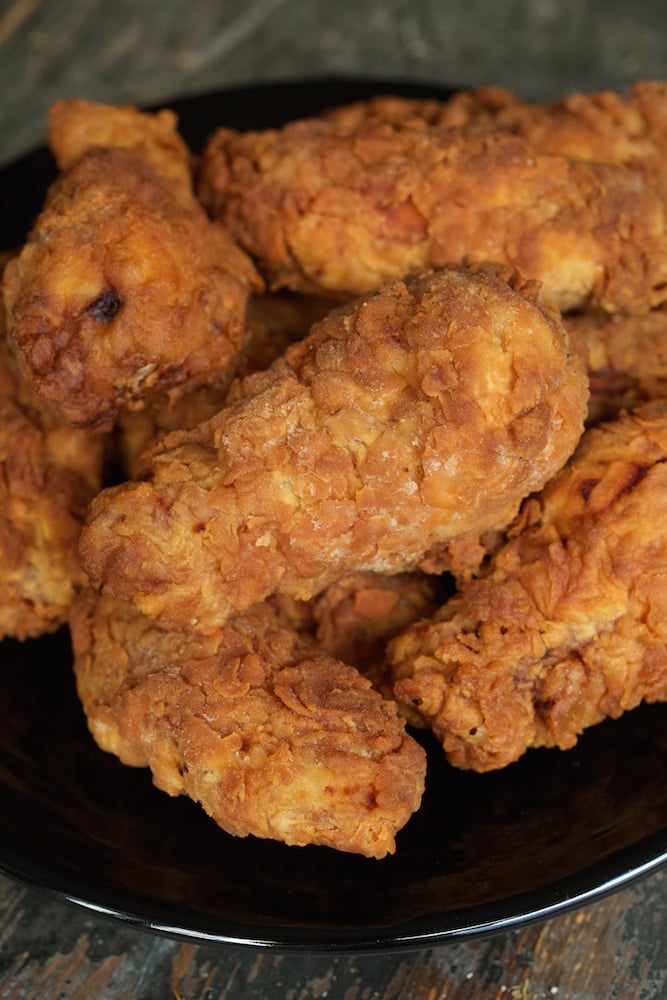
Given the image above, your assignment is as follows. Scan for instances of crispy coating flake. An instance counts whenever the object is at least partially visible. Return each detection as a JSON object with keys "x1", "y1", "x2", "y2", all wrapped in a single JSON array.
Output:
[
  {"x1": 326, "y1": 81, "x2": 667, "y2": 172},
  {"x1": 79, "y1": 264, "x2": 588, "y2": 633},
  {"x1": 388, "y1": 402, "x2": 667, "y2": 771},
  {"x1": 0, "y1": 265, "x2": 104, "y2": 638},
  {"x1": 3, "y1": 100, "x2": 260, "y2": 430},
  {"x1": 198, "y1": 111, "x2": 667, "y2": 313},
  {"x1": 70, "y1": 592, "x2": 426, "y2": 857}
]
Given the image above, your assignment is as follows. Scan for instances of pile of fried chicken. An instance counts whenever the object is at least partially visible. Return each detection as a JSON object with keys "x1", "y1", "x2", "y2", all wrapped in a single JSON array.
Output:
[{"x1": 2, "y1": 82, "x2": 667, "y2": 859}]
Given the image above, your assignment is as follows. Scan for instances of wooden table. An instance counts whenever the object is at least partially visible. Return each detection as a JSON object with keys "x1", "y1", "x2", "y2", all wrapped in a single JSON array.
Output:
[
  {"x1": 0, "y1": 2, "x2": 666, "y2": 997},
  {"x1": 0, "y1": 871, "x2": 665, "y2": 997}
]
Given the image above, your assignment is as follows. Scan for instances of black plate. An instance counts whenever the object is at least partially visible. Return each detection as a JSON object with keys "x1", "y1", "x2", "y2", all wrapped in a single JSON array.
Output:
[{"x1": 1, "y1": 81, "x2": 666, "y2": 954}]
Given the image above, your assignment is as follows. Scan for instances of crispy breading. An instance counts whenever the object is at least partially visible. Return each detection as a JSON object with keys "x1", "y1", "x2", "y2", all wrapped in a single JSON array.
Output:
[
  {"x1": 48, "y1": 98, "x2": 194, "y2": 187},
  {"x1": 78, "y1": 264, "x2": 588, "y2": 633},
  {"x1": 330, "y1": 86, "x2": 667, "y2": 431},
  {"x1": 197, "y1": 111, "x2": 667, "y2": 313},
  {"x1": 3, "y1": 100, "x2": 260, "y2": 430},
  {"x1": 70, "y1": 591, "x2": 426, "y2": 858},
  {"x1": 113, "y1": 382, "x2": 234, "y2": 482},
  {"x1": 115, "y1": 291, "x2": 332, "y2": 479},
  {"x1": 267, "y1": 569, "x2": 445, "y2": 689},
  {"x1": 388, "y1": 402, "x2": 667, "y2": 771},
  {"x1": 565, "y1": 308, "x2": 667, "y2": 425},
  {"x1": 0, "y1": 260, "x2": 104, "y2": 638},
  {"x1": 327, "y1": 81, "x2": 667, "y2": 172}
]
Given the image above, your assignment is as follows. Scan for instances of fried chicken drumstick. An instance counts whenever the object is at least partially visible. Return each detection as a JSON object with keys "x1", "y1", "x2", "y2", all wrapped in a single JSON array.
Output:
[
  {"x1": 388, "y1": 402, "x2": 667, "y2": 772},
  {"x1": 70, "y1": 592, "x2": 425, "y2": 857},
  {"x1": 79, "y1": 263, "x2": 587, "y2": 634},
  {"x1": 3, "y1": 99, "x2": 260, "y2": 429},
  {"x1": 198, "y1": 108, "x2": 667, "y2": 313}
]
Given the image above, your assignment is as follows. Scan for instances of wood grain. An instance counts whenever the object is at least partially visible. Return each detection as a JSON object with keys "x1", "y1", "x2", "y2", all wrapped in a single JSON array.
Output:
[
  {"x1": 0, "y1": 871, "x2": 664, "y2": 998},
  {"x1": 0, "y1": 0, "x2": 666, "y2": 167}
]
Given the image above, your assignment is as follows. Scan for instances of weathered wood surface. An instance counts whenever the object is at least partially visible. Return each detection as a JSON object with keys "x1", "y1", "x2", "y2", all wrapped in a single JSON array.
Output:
[
  {"x1": 0, "y1": 1, "x2": 666, "y2": 997},
  {"x1": 0, "y1": 0, "x2": 666, "y2": 166},
  {"x1": 0, "y1": 871, "x2": 665, "y2": 999}
]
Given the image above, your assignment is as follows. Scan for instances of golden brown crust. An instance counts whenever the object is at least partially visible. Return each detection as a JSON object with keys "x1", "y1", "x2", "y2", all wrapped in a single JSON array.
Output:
[
  {"x1": 0, "y1": 268, "x2": 104, "y2": 638},
  {"x1": 198, "y1": 112, "x2": 667, "y2": 313},
  {"x1": 327, "y1": 81, "x2": 667, "y2": 172},
  {"x1": 388, "y1": 402, "x2": 667, "y2": 771},
  {"x1": 113, "y1": 384, "x2": 229, "y2": 482},
  {"x1": 70, "y1": 592, "x2": 426, "y2": 857},
  {"x1": 48, "y1": 98, "x2": 194, "y2": 188},
  {"x1": 3, "y1": 102, "x2": 260, "y2": 430},
  {"x1": 79, "y1": 264, "x2": 588, "y2": 633}
]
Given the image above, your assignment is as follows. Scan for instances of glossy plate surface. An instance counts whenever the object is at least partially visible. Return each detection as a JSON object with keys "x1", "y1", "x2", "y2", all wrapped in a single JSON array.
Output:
[{"x1": 1, "y1": 81, "x2": 666, "y2": 953}]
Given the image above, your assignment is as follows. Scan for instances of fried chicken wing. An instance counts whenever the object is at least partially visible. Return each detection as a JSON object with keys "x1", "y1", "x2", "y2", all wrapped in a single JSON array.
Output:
[
  {"x1": 3, "y1": 100, "x2": 260, "y2": 430},
  {"x1": 327, "y1": 81, "x2": 667, "y2": 173},
  {"x1": 0, "y1": 257, "x2": 104, "y2": 638},
  {"x1": 388, "y1": 402, "x2": 667, "y2": 771},
  {"x1": 198, "y1": 112, "x2": 667, "y2": 313},
  {"x1": 70, "y1": 591, "x2": 425, "y2": 857},
  {"x1": 79, "y1": 264, "x2": 587, "y2": 633}
]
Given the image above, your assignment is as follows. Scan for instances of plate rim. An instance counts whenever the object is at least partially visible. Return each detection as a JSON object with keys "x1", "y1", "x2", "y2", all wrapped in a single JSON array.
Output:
[{"x1": 1, "y1": 827, "x2": 665, "y2": 953}]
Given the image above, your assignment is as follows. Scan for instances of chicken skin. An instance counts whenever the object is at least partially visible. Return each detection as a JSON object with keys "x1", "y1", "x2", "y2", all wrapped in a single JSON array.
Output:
[
  {"x1": 79, "y1": 264, "x2": 587, "y2": 634},
  {"x1": 70, "y1": 591, "x2": 426, "y2": 858},
  {"x1": 47, "y1": 98, "x2": 195, "y2": 188},
  {"x1": 327, "y1": 81, "x2": 667, "y2": 174},
  {"x1": 3, "y1": 100, "x2": 260, "y2": 430},
  {"x1": 388, "y1": 402, "x2": 667, "y2": 772},
  {"x1": 198, "y1": 110, "x2": 667, "y2": 313}
]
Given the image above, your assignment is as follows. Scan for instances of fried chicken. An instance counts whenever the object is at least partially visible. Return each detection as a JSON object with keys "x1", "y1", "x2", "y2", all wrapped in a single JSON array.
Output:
[
  {"x1": 0, "y1": 256, "x2": 104, "y2": 638},
  {"x1": 47, "y1": 98, "x2": 194, "y2": 188},
  {"x1": 115, "y1": 290, "x2": 332, "y2": 479},
  {"x1": 388, "y1": 402, "x2": 667, "y2": 772},
  {"x1": 113, "y1": 381, "x2": 235, "y2": 482},
  {"x1": 566, "y1": 308, "x2": 667, "y2": 425},
  {"x1": 3, "y1": 100, "x2": 260, "y2": 430},
  {"x1": 268, "y1": 569, "x2": 445, "y2": 685},
  {"x1": 197, "y1": 110, "x2": 667, "y2": 313},
  {"x1": 79, "y1": 264, "x2": 587, "y2": 633},
  {"x1": 327, "y1": 81, "x2": 667, "y2": 174},
  {"x1": 70, "y1": 591, "x2": 426, "y2": 858}
]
